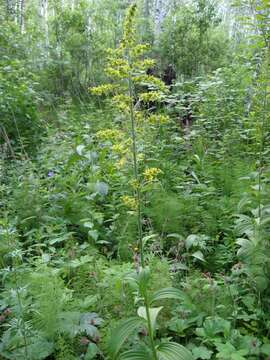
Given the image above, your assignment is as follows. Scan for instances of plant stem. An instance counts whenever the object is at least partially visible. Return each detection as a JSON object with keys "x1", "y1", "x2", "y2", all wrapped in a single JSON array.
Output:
[
  {"x1": 127, "y1": 52, "x2": 157, "y2": 357},
  {"x1": 14, "y1": 269, "x2": 29, "y2": 360},
  {"x1": 127, "y1": 54, "x2": 144, "y2": 268},
  {"x1": 258, "y1": 50, "x2": 268, "y2": 221},
  {"x1": 144, "y1": 291, "x2": 158, "y2": 360}
]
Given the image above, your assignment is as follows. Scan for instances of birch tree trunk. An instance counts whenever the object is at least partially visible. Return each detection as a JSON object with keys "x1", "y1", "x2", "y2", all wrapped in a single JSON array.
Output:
[
  {"x1": 154, "y1": 0, "x2": 167, "y2": 43},
  {"x1": 39, "y1": 0, "x2": 49, "y2": 55},
  {"x1": 144, "y1": 0, "x2": 151, "y2": 18},
  {"x1": 19, "y1": 0, "x2": 25, "y2": 33},
  {"x1": 6, "y1": 0, "x2": 16, "y2": 21}
]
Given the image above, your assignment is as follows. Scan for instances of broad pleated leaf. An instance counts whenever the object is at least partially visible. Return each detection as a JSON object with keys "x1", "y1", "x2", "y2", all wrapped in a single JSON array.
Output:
[
  {"x1": 138, "y1": 267, "x2": 151, "y2": 296},
  {"x1": 150, "y1": 287, "x2": 184, "y2": 305},
  {"x1": 119, "y1": 347, "x2": 152, "y2": 360},
  {"x1": 107, "y1": 317, "x2": 145, "y2": 359},
  {"x1": 157, "y1": 342, "x2": 194, "y2": 360}
]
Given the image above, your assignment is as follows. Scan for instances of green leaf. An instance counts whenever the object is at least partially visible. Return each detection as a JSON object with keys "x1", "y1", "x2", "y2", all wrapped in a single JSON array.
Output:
[
  {"x1": 137, "y1": 267, "x2": 151, "y2": 296},
  {"x1": 76, "y1": 144, "x2": 85, "y2": 156},
  {"x1": 137, "y1": 306, "x2": 163, "y2": 331},
  {"x1": 261, "y1": 343, "x2": 270, "y2": 355},
  {"x1": 150, "y1": 287, "x2": 184, "y2": 305},
  {"x1": 80, "y1": 313, "x2": 102, "y2": 337},
  {"x1": 192, "y1": 346, "x2": 213, "y2": 359},
  {"x1": 88, "y1": 230, "x2": 99, "y2": 241},
  {"x1": 58, "y1": 311, "x2": 81, "y2": 337},
  {"x1": 119, "y1": 347, "x2": 151, "y2": 360},
  {"x1": 107, "y1": 317, "x2": 145, "y2": 359},
  {"x1": 95, "y1": 181, "x2": 109, "y2": 196},
  {"x1": 49, "y1": 232, "x2": 74, "y2": 245},
  {"x1": 28, "y1": 338, "x2": 54, "y2": 360},
  {"x1": 85, "y1": 343, "x2": 99, "y2": 359},
  {"x1": 185, "y1": 235, "x2": 200, "y2": 250},
  {"x1": 157, "y1": 342, "x2": 194, "y2": 360},
  {"x1": 78, "y1": 295, "x2": 99, "y2": 309},
  {"x1": 216, "y1": 342, "x2": 248, "y2": 359},
  {"x1": 192, "y1": 251, "x2": 205, "y2": 262},
  {"x1": 0, "y1": 333, "x2": 54, "y2": 360}
]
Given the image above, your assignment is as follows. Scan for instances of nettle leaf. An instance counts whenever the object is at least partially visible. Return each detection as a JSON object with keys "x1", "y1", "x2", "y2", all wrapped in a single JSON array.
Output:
[
  {"x1": 157, "y1": 342, "x2": 194, "y2": 360},
  {"x1": 150, "y1": 287, "x2": 184, "y2": 305},
  {"x1": 137, "y1": 306, "x2": 163, "y2": 331},
  {"x1": 107, "y1": 317, "x2": 145, "y2": 359}
]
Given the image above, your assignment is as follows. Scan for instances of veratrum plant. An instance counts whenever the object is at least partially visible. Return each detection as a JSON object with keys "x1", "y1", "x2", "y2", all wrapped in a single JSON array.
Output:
[
  {"x1": 107, "y1": 267, "x2": 193, "y2": 360},
  {"x1": 91, "y1": 4, "x2": 193, "y2": 360},
  {"x1": 91, "y1": 3, "x2": 168, "y2": 267}
]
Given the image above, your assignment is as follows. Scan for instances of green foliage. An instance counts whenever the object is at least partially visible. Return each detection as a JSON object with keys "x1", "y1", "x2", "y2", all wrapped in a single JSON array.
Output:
[
  {"x1": 1, "y1": 0, "x2": 270, "y2": 359},
  {"x1": 0, "y1": 21, "x2": 41, "y2": 150},
  {"x1": 160, "y1": 0, "x2": 229, "y2": 78}
]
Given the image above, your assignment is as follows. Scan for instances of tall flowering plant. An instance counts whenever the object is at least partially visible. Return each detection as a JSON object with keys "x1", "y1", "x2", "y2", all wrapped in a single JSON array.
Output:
[
  {"x1": 91, "y1": 3, "x2": 167, "y2": 268},
  {"x1": 91, "y1": 4, "x2": 193, "y2": 360}
]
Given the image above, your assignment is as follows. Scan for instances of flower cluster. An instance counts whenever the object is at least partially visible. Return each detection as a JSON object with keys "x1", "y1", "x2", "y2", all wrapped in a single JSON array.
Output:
[
  {"x1": 112, "y1": 143, "x2": 127, "y2": 154},
  {"x1": 121, "y1": 4, "x2": 137, "y2": 48},
  {"x1": 130, "y1": 44, "x2": 150, "y2": 57},
  {"x1": 143, "y1": 167, "x2": 162, "y2": 182},
  {"x1": 133, "y1": 59, "x2": 156, "y2": 71},
  {"x1": 116, "y1": 158, "x2": 127, "y2": 169},
  {"x1": 133, "y1": 75, "x2": 167, "y2": 92},
  {"x1": 129, "y1": 179, "x2": 139, "y2": 189},
  {"x1": 112, "y1": 94, "x2": 131, "y2": 113},
  {"x1": 148, "y1": 114, "x2": 170, "y2": 125},
  {"x1": 137, "y1": 153, "x2": 145, "y2": 162},
  {"x1": 96, "y1": 129, "x2": 123, "y2": 141},
  {"x1": 121, "y1": 195, "x2": 138, "y2": 210},
  {"x1": 105, "y1": 65, "x2": 129, "y2": 79},
  {"x1": 90, "y1": 84, "x2": 116, "y2": 96},
  {"x1": 135, "y1": 111, "x2": 144, "y2": 123},
  {"x1": 139, "y1": 91, "x2": 164, "y2": 103}
]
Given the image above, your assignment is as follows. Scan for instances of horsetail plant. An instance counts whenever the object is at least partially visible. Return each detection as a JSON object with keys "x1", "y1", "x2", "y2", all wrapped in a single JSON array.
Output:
[{"x1": 91, "y1": 3, "x2": 193, "y2": 360}]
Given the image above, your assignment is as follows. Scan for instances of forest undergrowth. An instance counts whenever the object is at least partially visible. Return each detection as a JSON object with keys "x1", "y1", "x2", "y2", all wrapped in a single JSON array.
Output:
[{"x1": 0, "y1": 0, "x2": 270, "y2": 359}]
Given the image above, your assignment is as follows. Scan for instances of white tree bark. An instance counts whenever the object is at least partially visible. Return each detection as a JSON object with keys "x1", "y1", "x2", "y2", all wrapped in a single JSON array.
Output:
[
  {"x1": 39, "y1": 0, "x2": 49, "y2": 54},
  {"x1": 6, "y1": 0, "x2": 14, "y2": 18},
  {"x1": 154, "y1": 0, "x2": 168, "y2": 42},
  {"x1": 19, "y1": 0, "x2": 25, "y2": 33}
]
